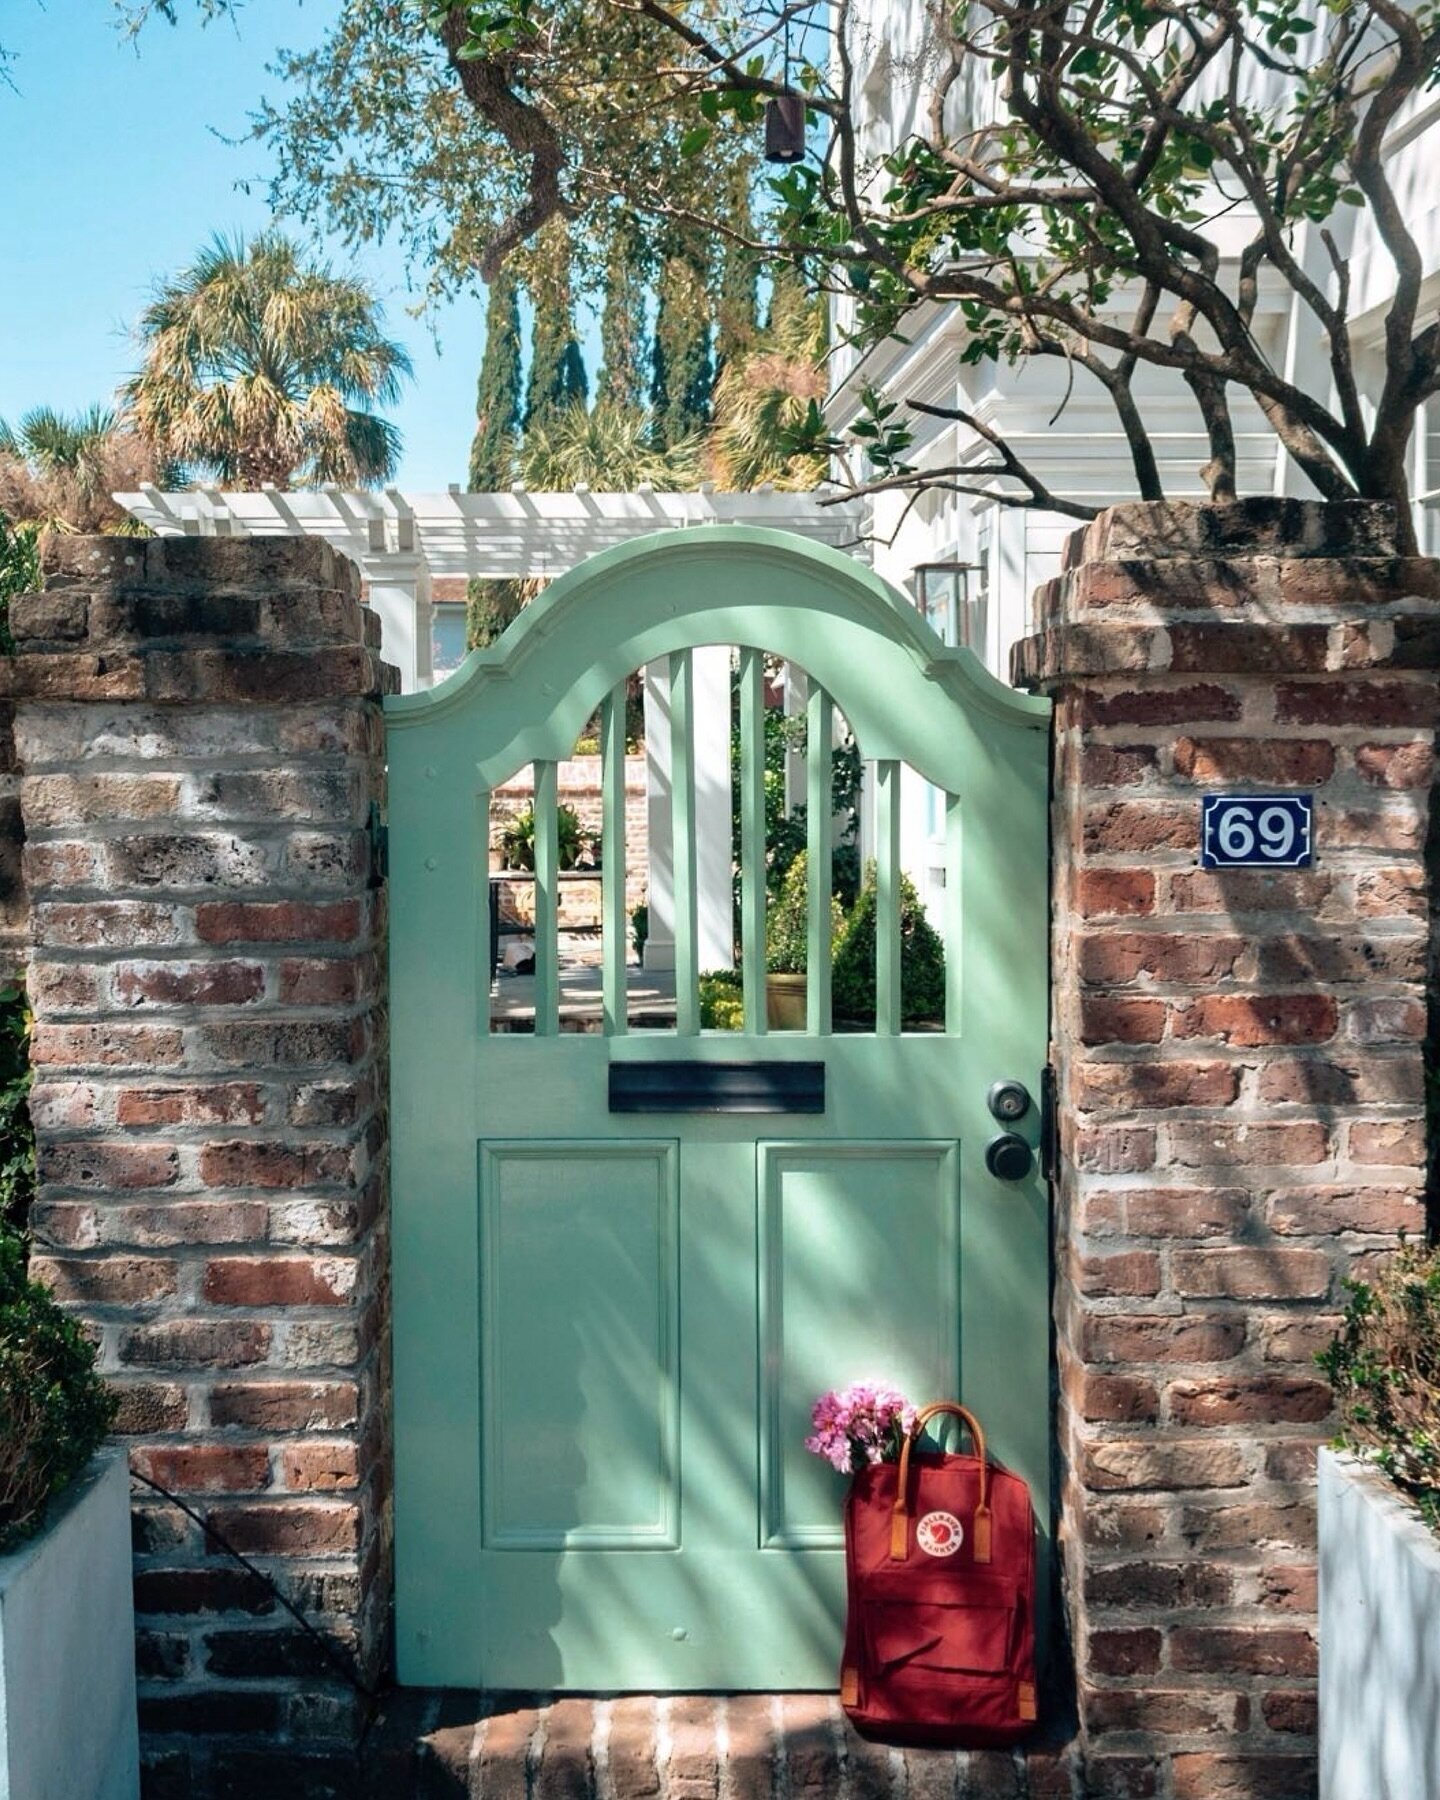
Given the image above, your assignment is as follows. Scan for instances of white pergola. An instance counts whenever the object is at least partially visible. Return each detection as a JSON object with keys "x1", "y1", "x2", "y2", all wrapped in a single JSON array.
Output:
[
  {"x1": 116, "y1": 483, "x2": 867, "y2": 693},
  {"x1": 115, "y1": 484, "x2": 871, "y2": 978}
]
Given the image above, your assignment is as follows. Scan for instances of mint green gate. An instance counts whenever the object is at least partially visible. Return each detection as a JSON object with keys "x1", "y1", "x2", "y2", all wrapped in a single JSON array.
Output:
[{"x1": 386, "y1": 527, "x2": 1051, "y2": 1690}]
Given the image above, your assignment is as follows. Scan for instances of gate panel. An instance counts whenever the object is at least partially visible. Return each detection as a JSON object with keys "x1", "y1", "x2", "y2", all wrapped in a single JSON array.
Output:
[
  {"x1": 386, "y1": 526, "x2": 1052, "y2": 1691},
  {"x1": 758, "y1": 1140, "x2": 960, "y2": 1549},
  {"x1": 479, "y1": 1140, "x2": 679, "y2": 1549}
]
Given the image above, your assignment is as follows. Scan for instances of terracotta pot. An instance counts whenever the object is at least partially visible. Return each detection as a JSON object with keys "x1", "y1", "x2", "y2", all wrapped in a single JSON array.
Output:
[{"x1": 765, "y1": 971, "x2": 807, "y2": 1030}]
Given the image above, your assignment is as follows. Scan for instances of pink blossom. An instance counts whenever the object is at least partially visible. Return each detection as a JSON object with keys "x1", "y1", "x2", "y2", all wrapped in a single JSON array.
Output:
[{"x1": 804, "y1": 1381, "x2": 918, "y2": 1473}]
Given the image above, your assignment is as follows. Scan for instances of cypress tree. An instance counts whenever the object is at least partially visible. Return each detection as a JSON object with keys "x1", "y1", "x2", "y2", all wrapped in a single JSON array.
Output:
[
  {"x1": 598, "y1": 230, "x2": 648, "y2": 412},
  {"x1": 715, "y1": 172, "x2": 759, "y2": 377},
  {"x1": 468, "y1": 268, "x2": 521, "y2": 491},
  {"x1": 466, "y1": 576, "x2": 528, "y2": 651},
  {"x1": 524, "y1": 228, "x2": 588, "y2": 429},
  {"x1": 650, "y1": 254, "x2": 714, "y2": 450},
  {"x1": 764, "y1": 261, "x2": 812, "y2": 336}
]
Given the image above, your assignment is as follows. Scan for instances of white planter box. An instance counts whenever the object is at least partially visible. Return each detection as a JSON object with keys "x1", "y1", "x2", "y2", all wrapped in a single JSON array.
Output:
[
  {"x1": 1319, "y1": 1447, "x2": 1440, "y2": 1800},
  {"x1": 0, "y1": 1446, "x2": 139, "y2": 1800}
]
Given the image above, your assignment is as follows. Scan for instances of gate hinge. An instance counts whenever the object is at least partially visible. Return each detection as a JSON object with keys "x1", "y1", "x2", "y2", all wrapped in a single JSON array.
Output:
[
  {"x1": 367, "y1": 802, "x2": 389, "y2": 886},
  {"x1": 1040, "y1": 1063, "x2": 1059, "y2": 1181}
]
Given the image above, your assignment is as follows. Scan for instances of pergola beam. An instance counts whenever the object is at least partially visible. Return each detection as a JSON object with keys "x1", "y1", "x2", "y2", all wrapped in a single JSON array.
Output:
[{"x1": 114, "y1": 487, "x2": 868, "y2": 581}]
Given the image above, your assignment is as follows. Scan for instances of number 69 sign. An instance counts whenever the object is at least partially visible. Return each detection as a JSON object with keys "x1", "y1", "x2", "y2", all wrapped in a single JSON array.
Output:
[{"x1": 1200, "y1": 794, "x2": 1314, "y2": 869}]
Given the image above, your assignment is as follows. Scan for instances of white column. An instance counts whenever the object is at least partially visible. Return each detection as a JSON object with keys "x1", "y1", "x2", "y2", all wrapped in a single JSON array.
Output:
[
  {"x1": 693, "y1": 645, "x2": 734, "y2": 973},
  {"x1": 643, "y1": 650, "x2": 735, "y2": 975},
  {"x1": 361, "y1": 552, "x2": 433, "y2": 694},
  {"x1": 1275, "y1": 217, "x2": 1356, "y2": 499},
  {"x1": 414, "y1": 561, "x2": 434, "y2": 688},
  {"x1": 642, "y1": 661, "x2": 675, "y2": 972}
]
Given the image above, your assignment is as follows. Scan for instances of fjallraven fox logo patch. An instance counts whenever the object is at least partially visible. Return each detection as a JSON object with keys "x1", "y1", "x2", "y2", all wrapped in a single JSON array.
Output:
[{"x1": 916, "y1": 1511, "x2": 964, "y2": 1557}]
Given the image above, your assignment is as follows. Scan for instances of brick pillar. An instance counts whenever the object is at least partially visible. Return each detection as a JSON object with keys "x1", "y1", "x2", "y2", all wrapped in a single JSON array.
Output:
[
  {"x1": 1014, "y1": 499, "x2": 1437, "y2": 1800},
  {"x1": 0, "y1": 694, "x2": 27, "y2": 980},
  {"x1": 9, "y1": 537, "x2": 395, "y2": 1796}
]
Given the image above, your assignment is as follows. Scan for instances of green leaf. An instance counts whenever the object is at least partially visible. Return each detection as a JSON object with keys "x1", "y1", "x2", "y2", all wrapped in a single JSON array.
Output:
[{"x1": 679, "y1": 125, "x2": 712, "y2": 158}]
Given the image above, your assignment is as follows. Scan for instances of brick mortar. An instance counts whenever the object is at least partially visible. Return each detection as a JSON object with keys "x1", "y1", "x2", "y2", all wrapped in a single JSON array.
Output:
[{"x1": 1015, "y1": 501, "x2": 1433, "y2": 1796}]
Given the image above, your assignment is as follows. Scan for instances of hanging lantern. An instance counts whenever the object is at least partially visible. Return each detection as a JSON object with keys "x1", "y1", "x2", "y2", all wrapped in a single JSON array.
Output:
[{"x1": 764, "y1": 92, "x2": 807, "y2": 163}]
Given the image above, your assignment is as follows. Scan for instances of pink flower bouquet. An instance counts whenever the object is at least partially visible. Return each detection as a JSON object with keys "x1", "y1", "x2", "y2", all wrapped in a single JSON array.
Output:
[{"x1": 805, "y1": 1381, "x2": 918, "y2": 1474}]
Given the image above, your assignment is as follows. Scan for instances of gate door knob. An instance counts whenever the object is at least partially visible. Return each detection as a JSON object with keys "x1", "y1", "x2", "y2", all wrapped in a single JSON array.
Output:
[{"x1": 985, "y1": 1132, "x2": 1034, "y2": 1182}]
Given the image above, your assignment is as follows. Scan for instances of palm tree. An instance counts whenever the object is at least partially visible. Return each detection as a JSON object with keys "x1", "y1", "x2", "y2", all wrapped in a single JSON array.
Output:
[
  {"x1": 0, "y1": 406, "x2": 157, "y2": 534},
  {"x1": 708, "y1": 272, "x2": 828, "y2": 492},
  {"x1": 122, "y1": 232, "x2": 412, "y2": 488},
  {"x1": 464, "y1": 400, "x2": 700, "y2": 654},
  {"x1": 519, "y1": 398, "x2": 701, "y2": 492}
]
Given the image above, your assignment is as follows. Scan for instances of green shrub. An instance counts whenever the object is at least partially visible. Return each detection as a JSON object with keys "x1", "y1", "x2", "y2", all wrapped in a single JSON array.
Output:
[
  {"x1": 0, "y1": 1226, "x2": 117, "y2": 1552},
  {"x1": 501, "y1": 803, "x2": 587, "y2": 870},
  {"x1": 700, "y1": 970, "x2": 743, "y2": 1031},
  {"x1": 631, "y1": 902, "x2": 649, "y2": 961},
  {"x1": 831, "y1": 864, "x2": 947, "y2": 1029},
  {"x1": 728, "y1": 676, "x2": 863, "y2": 912},
  {"x1": 0, "y1": 987, "x2": 34, "y2": 1237},
  {"x1": 765, "y1": 851, "x2": 844, "y2": 974},
  {"x1": 1319, "y1": 1238, "x2": 1440, "y2": 1532}
]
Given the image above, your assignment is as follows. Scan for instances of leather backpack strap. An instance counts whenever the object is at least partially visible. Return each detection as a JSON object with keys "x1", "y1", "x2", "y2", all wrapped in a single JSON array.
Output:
[{"x1": 890, "y1": 1402, "x2": 993, "y2": 1564}]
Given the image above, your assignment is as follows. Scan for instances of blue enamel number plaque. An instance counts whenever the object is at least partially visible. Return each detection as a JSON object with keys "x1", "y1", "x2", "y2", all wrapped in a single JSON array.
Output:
[{"x1": 1200, "y1": 794, "x2": 1314, "y2": 869}]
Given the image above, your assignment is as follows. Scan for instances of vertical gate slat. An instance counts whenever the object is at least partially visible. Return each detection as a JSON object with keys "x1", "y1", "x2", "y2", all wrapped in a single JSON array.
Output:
[
  {"x1": 945, "y1": 791, "x2": 963, "y2": 1035},
  {"x1": 876, "y1": 760, "x2": 902, "y2": 1036},
  {"x1": 533, "y1": 760, "x2": 560, "y2": 1036},
  {"x1": 478, "y1": 787, "x2": 493, "y2": 1036},
  {"x1": 805, "y1": 684, "x2": 833, "y2": 1037},
  {"x1": 670, "y1": 650, "x2": 700, "y2": 1036},
  {"x1": 739, "y1": 647, "x2": 767, "y2": 1036},
  {"x1": 601, "y1": 685, "x2": 628, "y2": 1036}
]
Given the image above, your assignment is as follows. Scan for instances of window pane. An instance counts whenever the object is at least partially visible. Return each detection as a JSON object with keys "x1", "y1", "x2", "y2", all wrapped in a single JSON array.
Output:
[{"x1": 433, "y1": 604, "x2": 468, "y2": 677}]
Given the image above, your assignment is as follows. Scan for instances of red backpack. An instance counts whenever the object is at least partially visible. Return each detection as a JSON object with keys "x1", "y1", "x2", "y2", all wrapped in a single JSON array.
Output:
[{"x1": 840, "y1": 1402, "x2": 1038, "y2": 1747}]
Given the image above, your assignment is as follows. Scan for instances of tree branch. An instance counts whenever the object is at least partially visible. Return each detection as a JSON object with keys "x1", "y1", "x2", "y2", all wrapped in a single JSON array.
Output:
[{"x1": 439, "y1": 12, "x2": 572, "y2": 280}]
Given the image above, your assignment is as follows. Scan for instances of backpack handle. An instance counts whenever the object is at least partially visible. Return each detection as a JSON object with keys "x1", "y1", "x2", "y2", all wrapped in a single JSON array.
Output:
[{"x1": 890, "y1": 1401, "x2": 992, "y2": 1564}]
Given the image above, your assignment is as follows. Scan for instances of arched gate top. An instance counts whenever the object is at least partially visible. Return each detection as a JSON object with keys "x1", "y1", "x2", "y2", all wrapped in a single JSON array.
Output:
[{"x1": 385, "y1": 526, "x2": 1048, "y2": 790}]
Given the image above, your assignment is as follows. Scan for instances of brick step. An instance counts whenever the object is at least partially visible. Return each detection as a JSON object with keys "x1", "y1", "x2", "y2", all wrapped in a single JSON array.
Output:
[{"x1": 361, "y1": 1693, "x2": 1076, "y2": 1799}]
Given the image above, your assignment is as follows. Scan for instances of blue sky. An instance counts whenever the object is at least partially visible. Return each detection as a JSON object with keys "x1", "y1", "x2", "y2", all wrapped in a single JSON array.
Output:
[{"x1": 0, "y1": 0, "x2": 491, "y2": 490}]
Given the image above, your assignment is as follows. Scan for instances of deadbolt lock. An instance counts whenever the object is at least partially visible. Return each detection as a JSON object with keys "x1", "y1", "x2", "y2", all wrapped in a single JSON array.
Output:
[{"x1": 987, "y1": 1078, "x2": 1032, "y2": 1123}]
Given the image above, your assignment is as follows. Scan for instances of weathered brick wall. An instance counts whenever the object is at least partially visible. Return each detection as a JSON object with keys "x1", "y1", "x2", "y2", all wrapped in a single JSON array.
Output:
[
  {"x1": 11, "y1": 508, "x2": 1437, "y2": 1797},
  {"x1": 8, "y1": 537, "x2": 395, "y2": 1796},
  {"x1": 1014, "y1": 499, "x2": 1437, "y2": 1800}
]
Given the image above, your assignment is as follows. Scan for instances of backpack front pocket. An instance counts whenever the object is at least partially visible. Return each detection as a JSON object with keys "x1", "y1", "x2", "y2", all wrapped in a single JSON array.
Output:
[{"x1": 866, "y1": 1597, "x2": 1014, "y2": 1677}]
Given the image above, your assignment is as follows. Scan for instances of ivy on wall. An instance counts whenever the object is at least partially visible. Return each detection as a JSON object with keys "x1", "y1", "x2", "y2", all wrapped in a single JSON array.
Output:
[
  {"x1": 0, "y1": 515, "x2": 39, "y2": 655},
  {"x1": 0, "y1": 520, "x2": 36, "y2": 1237},
  {"x1": 0, "y1": 986, "x2": 34, "y2": 1239}
]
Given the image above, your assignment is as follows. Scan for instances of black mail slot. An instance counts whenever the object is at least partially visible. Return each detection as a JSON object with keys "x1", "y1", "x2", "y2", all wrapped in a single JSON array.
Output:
[{"x1": 608, "y1": 1060, "x2": 825, "y2": 1114}]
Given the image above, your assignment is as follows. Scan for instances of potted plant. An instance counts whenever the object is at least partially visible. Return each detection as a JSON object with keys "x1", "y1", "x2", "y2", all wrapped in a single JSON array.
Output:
[
  {"x1": 831, "y1": 864, "x2": 947, "y2": 1031},
  {"x1": 0, "y1": 1225, "x2": 137, "y2": 1800},
  {"x1": 1316, "y1": 1239, "x2": 1440, "y2": 1800},
  {"x1": 764, "y1": 851, "x2": 844, "y2": 1030},
  {"x1": 501, "y1": 802, "x2": 584, "y2": 871},
  {"x1": 699, "y1": 969, "x2": 743, "y2": 1031}
]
